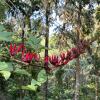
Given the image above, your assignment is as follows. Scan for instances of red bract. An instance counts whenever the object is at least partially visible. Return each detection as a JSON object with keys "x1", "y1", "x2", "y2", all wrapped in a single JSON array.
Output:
[
  {"x1": 44, "y1": 56, "x2": 49, "y2": 63},
  {"x1": 33, "y1": 53, "x2": 40, "y2": 61},
  {"x1": 60, "y1": 52, "x2": 67, "y2": 61},
  {"x1": 63, "y1": 60, "x2": 69, "y2": 65},
  {"x1": 9, "y1": 43, "x2": 25, "y2": 56},
  {"x1": 49, "y1": 55, "x2": 61, "y2": 66},
  {"x1": 66, "y1": 51, "x2": 72, "y2": 61},
  {"x1": 10, "y1": 44, "x2": 17, "y2": 56},
  {"x1": 17, "y1": 44, "x2": 25, "y2": 52},
  {"x1": 22, "y1": 52, "x2": 40, "y2": 63},
  {"x1": 22, "y1": 52, "x2": 34, "y2": 63}
]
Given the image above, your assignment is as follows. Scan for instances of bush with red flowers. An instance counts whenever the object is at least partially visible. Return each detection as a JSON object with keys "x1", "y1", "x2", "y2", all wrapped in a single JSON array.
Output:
[
  {"x1": 9, "y1": 43, "x2": 40, "y2": 63},
  {"x1": 44, "y1": 40, "x2": 88, "y2": 71},
  {"x1": 9, "y1": 40, "x2": 88, "y2": 72}
]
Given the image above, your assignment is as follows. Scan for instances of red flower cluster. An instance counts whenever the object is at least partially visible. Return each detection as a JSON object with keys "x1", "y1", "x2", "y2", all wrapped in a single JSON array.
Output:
[
  {"x1": 49, "y1": 55, "x2": 61, "y2": 66},
  {"x1": 9, "y1": 44, "x2": 39, "y2": 63},
  {"x1": 22, "y1": 51, "x2": 40, "y2": 63},
  {"x1": 9, "y1": 40, "x2": 88, "y2": 71},
  {"x1": 44, "y1": 40, "x2": 88, "y2": 71},
  {"x1": 10, "y1": 43, "x2": 24, "y2": 56}
]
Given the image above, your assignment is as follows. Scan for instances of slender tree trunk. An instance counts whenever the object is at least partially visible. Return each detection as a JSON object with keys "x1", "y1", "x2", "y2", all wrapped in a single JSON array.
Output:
[
  {"x1": 74, "y1": 1, "x2": 82, "y2": 100},
  {"x1": 19, "y1": 16, "x2": 25, "y2": 100},
  {"x1": 26, "y1": 16, "x2": 31, "y2": 32},
  {"x1": 44, "y1": 2, "x2": 50, "y2": 100},
  {"x1": 74, "y1": 58, "x2": 80, "y2": 100},
  {"x1": 95, "y1": 75, "x2": 99, "y2": 100}
]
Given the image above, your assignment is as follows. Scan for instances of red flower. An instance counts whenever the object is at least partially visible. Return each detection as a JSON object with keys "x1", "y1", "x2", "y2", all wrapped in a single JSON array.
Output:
[
  {"x1": 65, "y1": 51, "x2": 72, "y2": 61},
  {"x1": 63, "y1": 60, "x2": 69, "y2": 65},
  {"x1": 33, "y1": 53, "x2": 40, "y2": 61},
  {"x1": 60, "y1": 52, "x2": 67, "y2": 61},
  {"x1": 9, "y1": 44, "x2": 17, "y2": 56},
  {"x1": 21, "y1": 50, "x2": 40, "y2": 63},
  {"x1": 22, "y1": 51, "x2": 34, "y2": 63},
  {"x1": 17, "y1": 44, "x2": 25, "y2": 52},
  {"x1": 44, "y1": 56, "x2": 49, "y2": 63},
  {"x1": 9, "y1": 43, "x2": 25, "y2": 56},
  {"x1": 49, "y1": 55, "x2": 61, "y2": 66}
]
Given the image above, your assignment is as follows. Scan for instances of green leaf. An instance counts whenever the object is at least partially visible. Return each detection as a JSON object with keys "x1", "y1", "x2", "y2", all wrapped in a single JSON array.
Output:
[
  {"x1": 22, "y1": 85, "x2": 37, "y2": 91},
  {"x1": 0, "y1": 62, "x2": 12, "y2": 80},
  {"x1": 0, "y1": 62, "x2": 13, "y2": 71},
  {"x1": 6, "y1": 63, "x2": 14, "y2": 71},
  {"x1": 31, "y1": 79, "x2": 41, "y2": 86},
  {"x1": 0, "y1": 62, "x2": 8, "y2": 70},
  {"x1": 27, "y1": 36, "x2": 41, "y2": 50},
  {"x1": 21, "y1": 70, "x2": 47, "y2": 91},
  {"x1": 14, "y1": 68, "x2": 31, "y2": 77},
  {"x1": 86, "y1": 83, "x2": 95, "y2": 89},
  {"x1": 0, "y1": 24, "x2": 5, "y2": 31},
  {"x1": 0, "y1": 71, "x2": 11, "y2": 80},
  {"x1": 37, "y1": 70, "x2": 47, "y2": 83},
  {"x1": 0, "y1": 24, "x2": 14, "y2": 41},
  {"x1": 0, "y1": 32, "x2": 14, "y2": 41},
  {"x1": 21, "y1": 79, "x2": 40, "y2": 91}
]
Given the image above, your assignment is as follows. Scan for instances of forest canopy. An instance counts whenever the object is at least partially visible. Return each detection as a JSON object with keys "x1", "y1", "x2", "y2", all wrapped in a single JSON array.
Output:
[{"x1": 0, "y1": 0, "x2": 100, "y2": 100}]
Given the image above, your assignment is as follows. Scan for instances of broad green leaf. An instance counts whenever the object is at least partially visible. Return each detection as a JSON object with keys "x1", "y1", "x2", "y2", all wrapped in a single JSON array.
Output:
[
  {"x1": 0, "y1": 71, "x2": 11, "y2": 80},
  {"x1": 22, "y1": 85, "x2": 37, "y2": 91},
  {"x1": 0, "y1": 62, "x2": 8, "y2": 70},
  {"x1": 0, "y1": 62, "x2": 13, "y2": 71},
  {"x1": 14, "y1": 68, "x2": 31, "y2": 77},
  {"x1": 0, "y1": 32, "x2": 14, "y2": 41},
  {"x1": 37, "y1": 69, "x2": 47, "y2": 83},
  {"x1": 0, "y1": 24, "x2": 14, "y2": 41},
  {"x1": 6, "y1": 63, "x2": 14, "y2": 71},
  {"x1": 0, "y1": 24, "x2": 5, "y2": 31},
  {"x1": 21, "y1": 79, "x2": 40, "y2": 91},
  {"x1": 31, "y1": 79, "x2": 41, "y2": 86}
]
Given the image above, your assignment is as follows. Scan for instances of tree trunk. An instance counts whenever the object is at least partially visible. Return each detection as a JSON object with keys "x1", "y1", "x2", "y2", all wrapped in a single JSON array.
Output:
[
  {"x1": 19, "y1": 16, "x2": 25, "y2": 100},
  {"x1": 74, "y1": 58, "x2": 80, "y2": 100},
  {"x1": 74, "y1": 1, "x2": 82, "y2": 100},
  {"x1": 25, "y1": 16, "x2": 31, "y2": 32},
  {"x1": 95, "y1": 75, "x2": 99, "y2": 100},
  {"x1": 44, "y1": 2, "x2": 50, "y2": 100}
]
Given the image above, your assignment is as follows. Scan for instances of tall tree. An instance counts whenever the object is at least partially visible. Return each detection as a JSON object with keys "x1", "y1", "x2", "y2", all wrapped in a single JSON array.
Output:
[{"x1": 43, "y1": 1, "x2": 50, "y2": 99}]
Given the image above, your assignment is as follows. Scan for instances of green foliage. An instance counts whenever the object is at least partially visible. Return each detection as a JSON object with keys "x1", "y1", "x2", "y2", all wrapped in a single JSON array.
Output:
[
  {"x1": 37, "y1": 69, "x2": 47, "y2": 83},
  {"x1": 0, "y1": 62, "x2": 8, "y2": 70},
  {"x1": 0, "y1": 24, "x2": 5, "y2": 31},
  {"x1": 95, "y1": 7, "x2": 100, "y2": 22},
  {"x1": 22, "y1": 70, "x2": 47, "y2": 91},
  {"x1": 0, "y1": 24, "x2": 14, "y2": 41},
  {"x1": 14, "y1": 68, "x2": 31, "y2": 77},
  {"x1": 83, "y1": 0, "x2": 90, "y2": 4},
  {"x1": 86, "y1": 83, "x2": 95, "y2": 89},
  {"x1": 22, "y1": 84, "x2": 38, "y2": 91},
  {"x1": 0, "y1": 71, "x2": 11, "y2": 80},
  {"x1": 0, "y1": 1, "x2": 7, "y2": 21},
  {"x1": 27, "y1": 35, "x2": 42, "y2": 52},
  {"x1": 0, "y1": 0, "x2": 100, "y2": 99},
  {"x1": 0, "y1": 62, "x2": 11, "y2": 80}
]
